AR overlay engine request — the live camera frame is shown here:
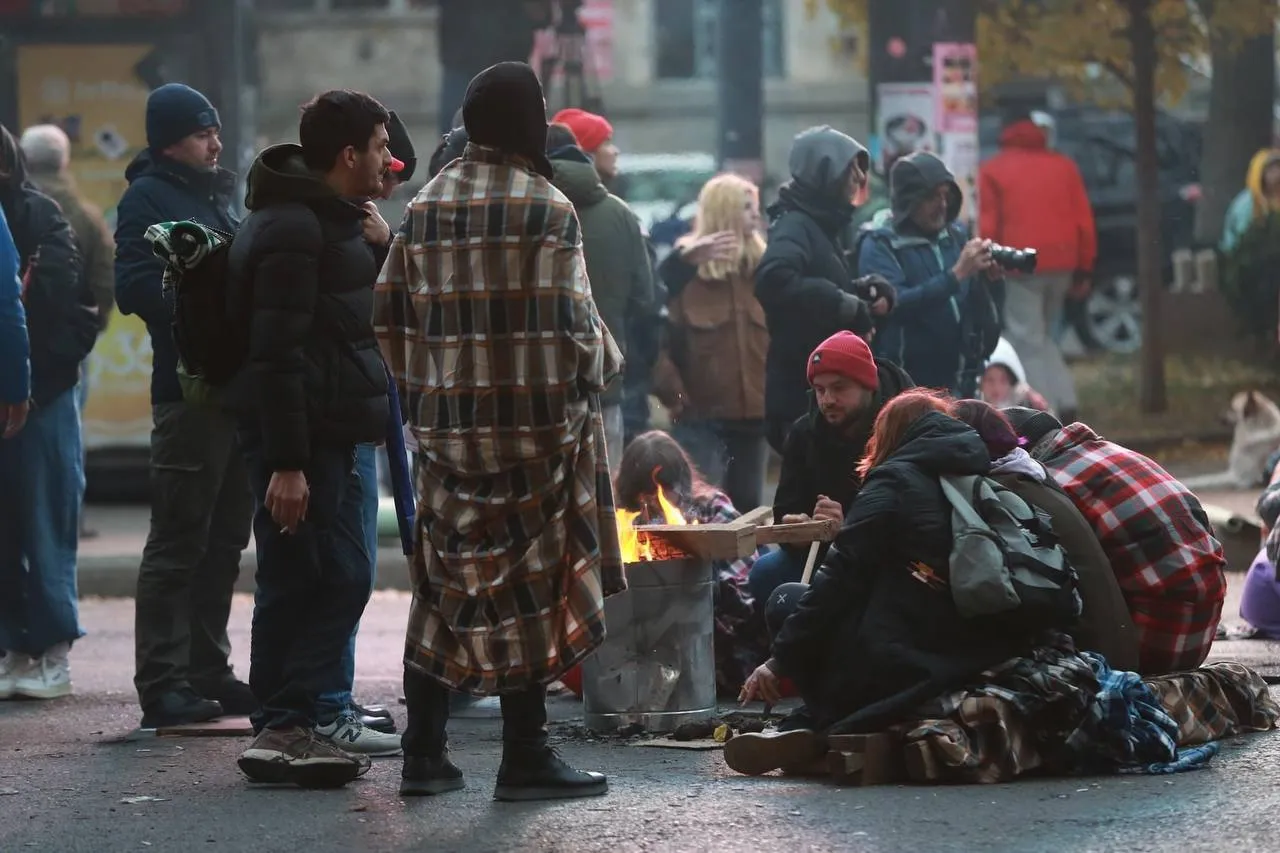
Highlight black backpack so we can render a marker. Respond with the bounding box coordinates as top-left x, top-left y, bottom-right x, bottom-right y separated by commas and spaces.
148, 221, 245, 401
